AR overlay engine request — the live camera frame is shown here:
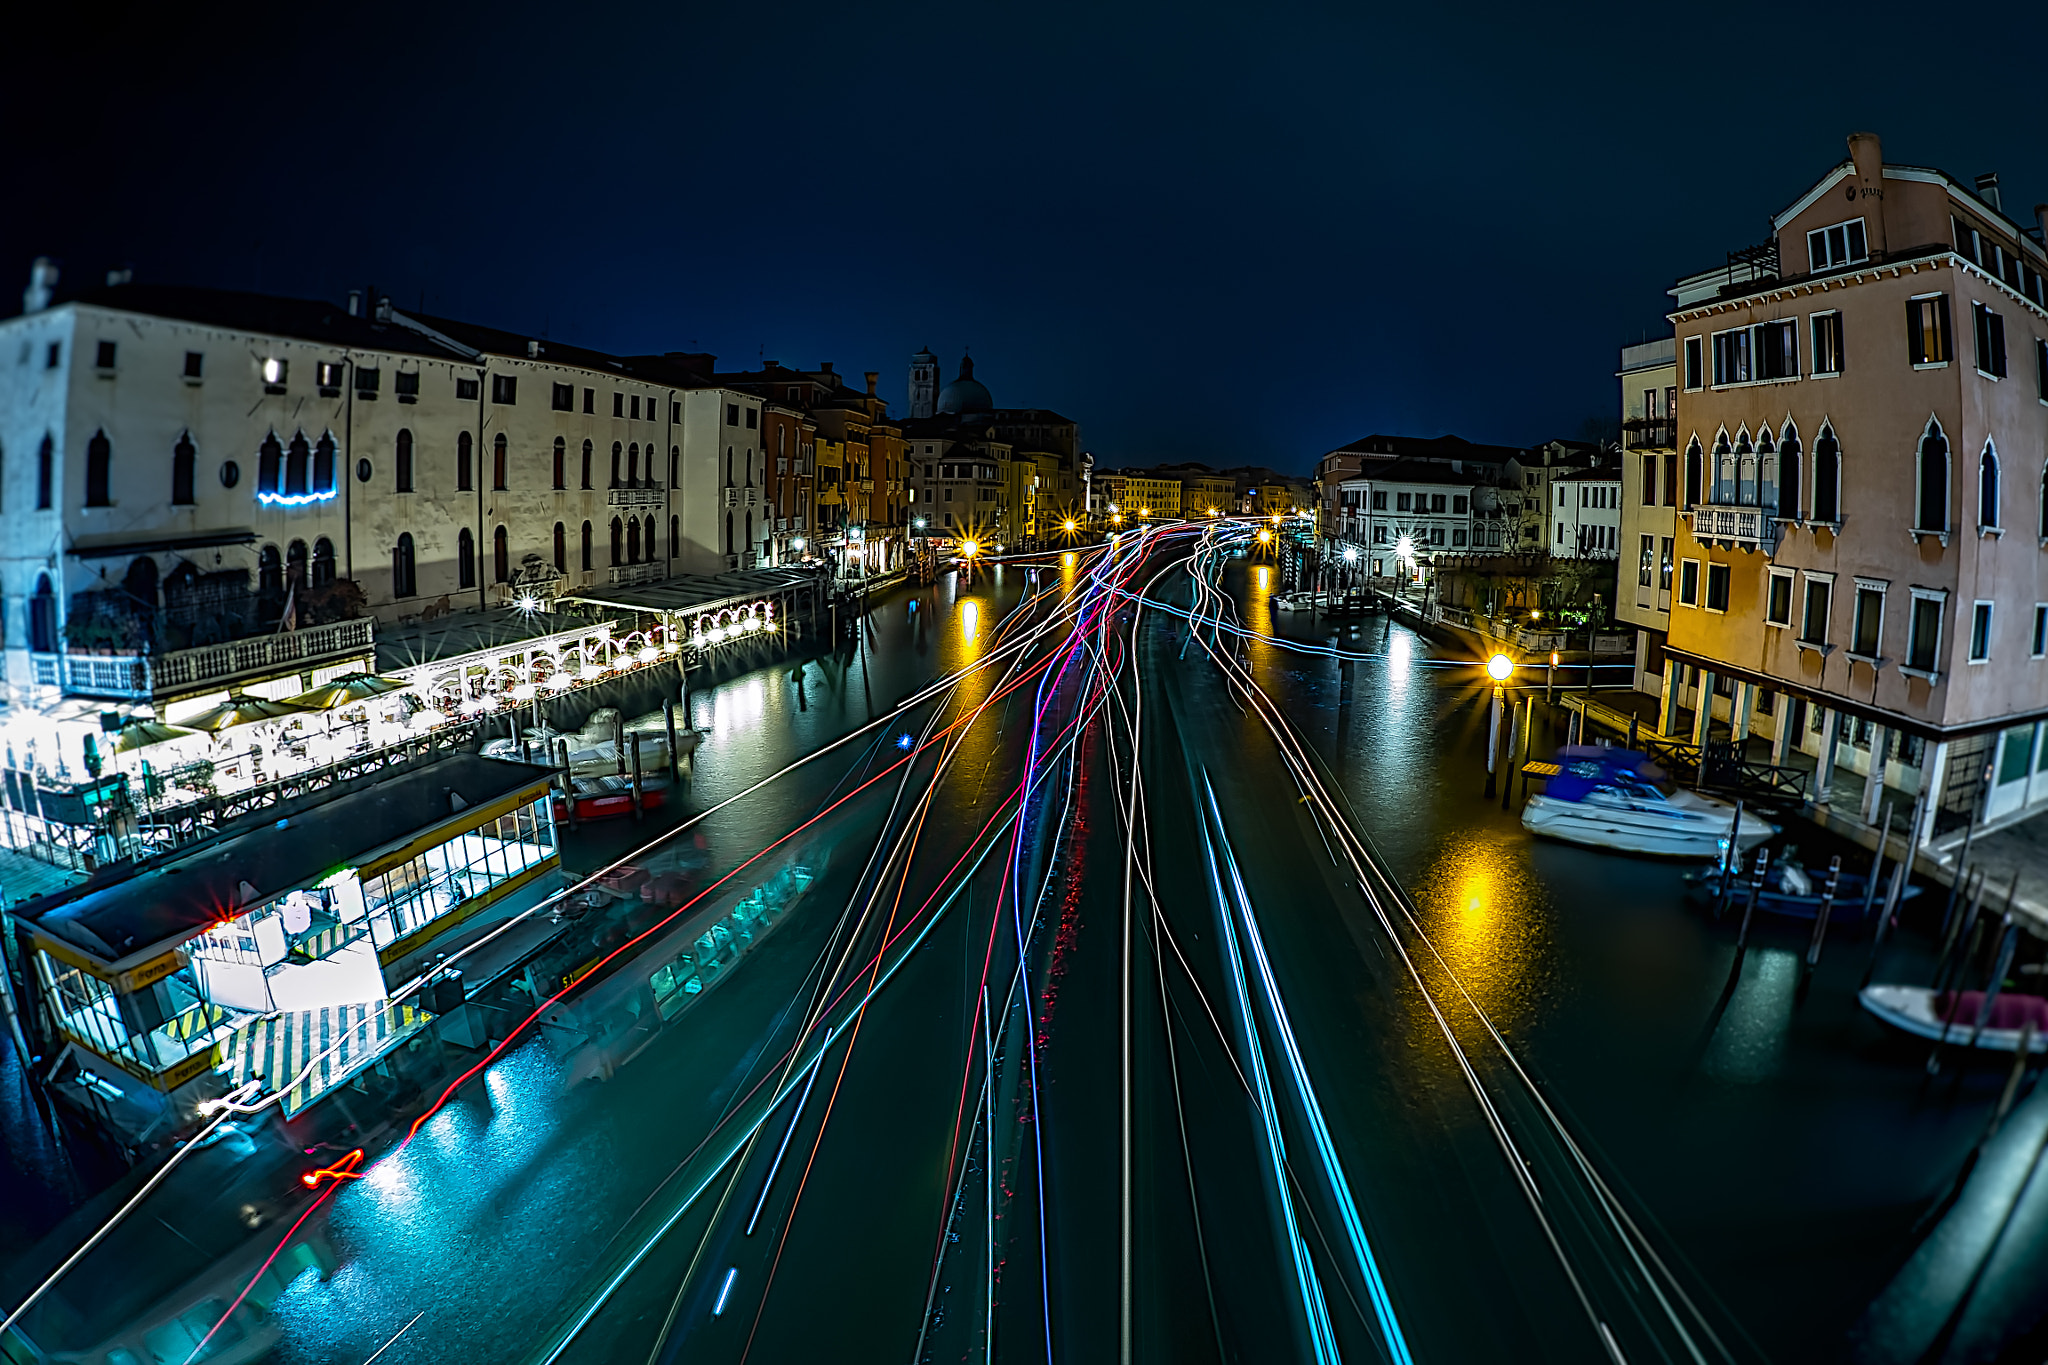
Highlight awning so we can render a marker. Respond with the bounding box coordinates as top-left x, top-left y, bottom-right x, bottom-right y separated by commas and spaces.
69, 529, 259, 560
